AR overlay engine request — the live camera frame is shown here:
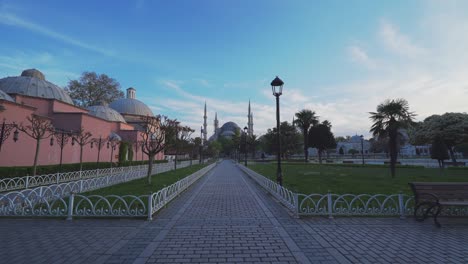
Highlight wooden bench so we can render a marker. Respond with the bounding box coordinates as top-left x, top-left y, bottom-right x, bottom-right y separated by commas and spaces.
409, 182, 468, 227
